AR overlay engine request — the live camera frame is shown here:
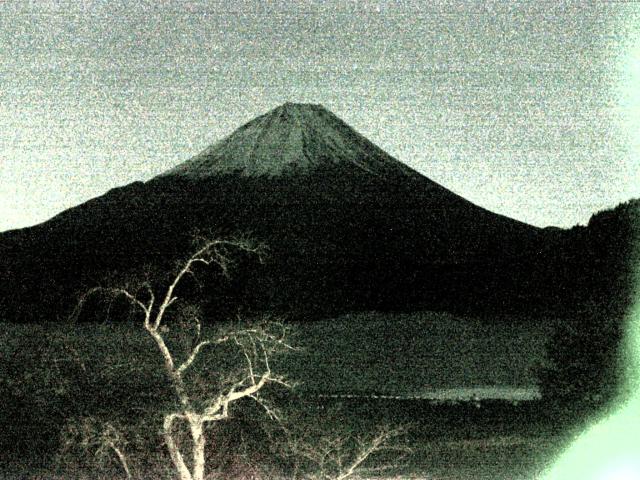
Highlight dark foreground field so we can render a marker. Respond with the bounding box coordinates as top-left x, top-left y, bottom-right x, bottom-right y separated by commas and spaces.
0, 314, 576, 479
0, 401, 577, 480
0, 397, 573, 479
